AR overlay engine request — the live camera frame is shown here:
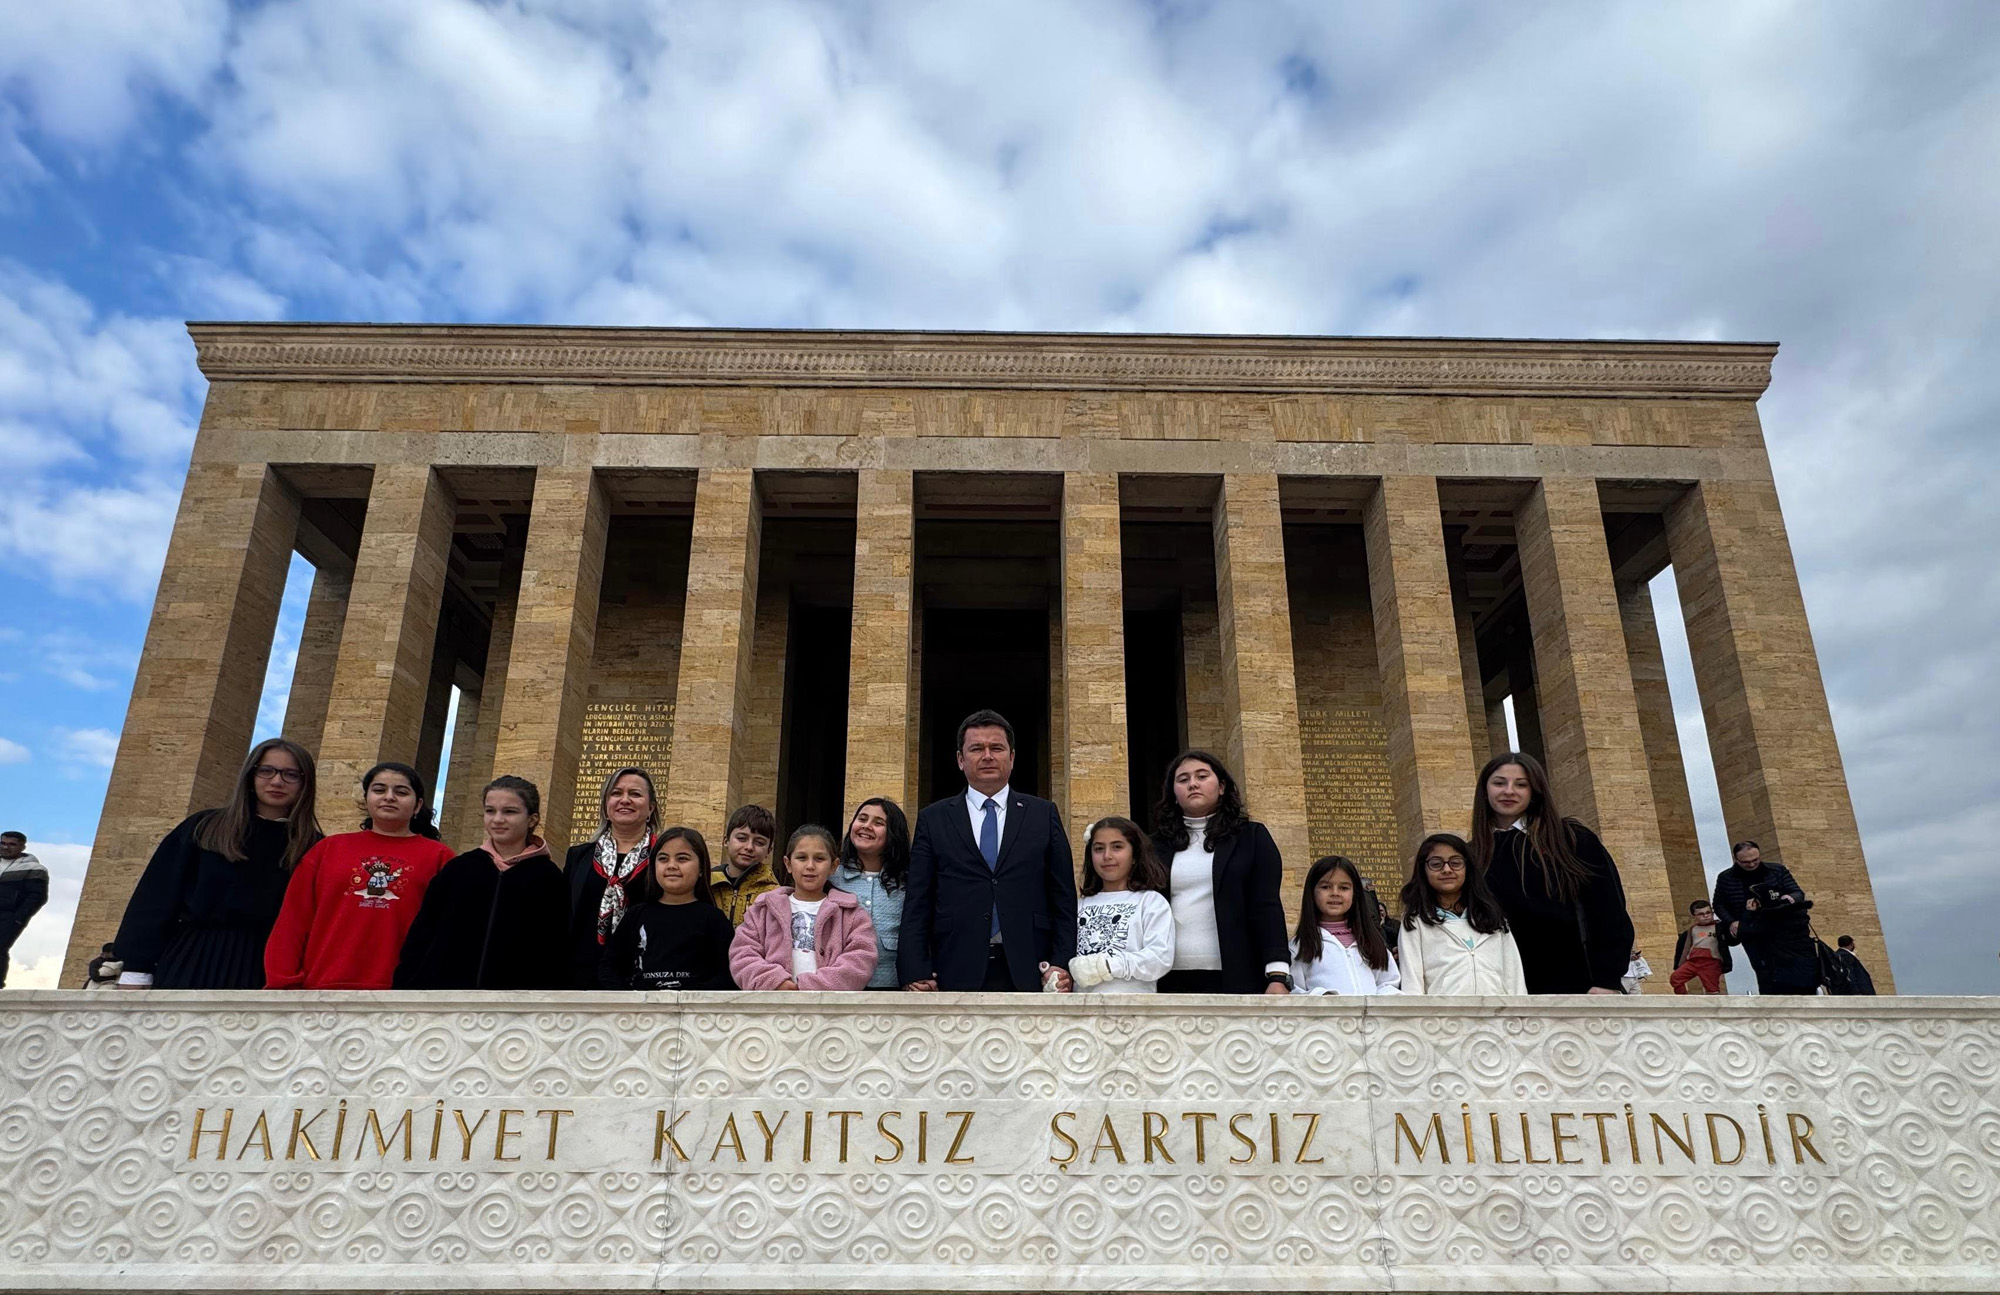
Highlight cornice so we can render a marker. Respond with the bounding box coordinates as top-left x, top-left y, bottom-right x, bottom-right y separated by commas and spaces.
188, 324, 1777, 399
